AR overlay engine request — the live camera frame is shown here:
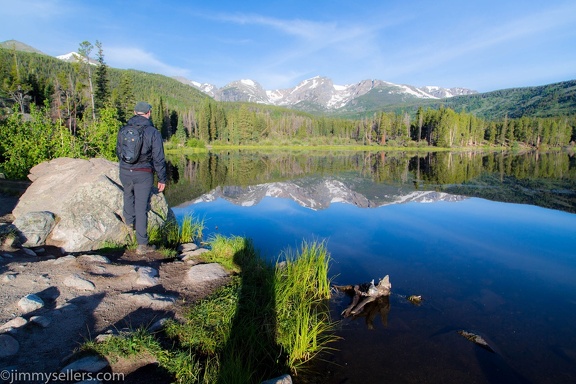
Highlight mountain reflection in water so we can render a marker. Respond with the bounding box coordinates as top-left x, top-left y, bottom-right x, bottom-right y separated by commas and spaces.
168, 150, 576, 384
